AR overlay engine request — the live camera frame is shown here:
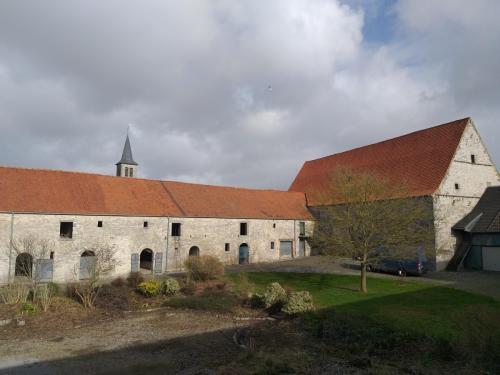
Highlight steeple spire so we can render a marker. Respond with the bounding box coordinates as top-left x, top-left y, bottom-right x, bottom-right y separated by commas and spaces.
116, 134, 138, 166
116, 133, 138, 177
